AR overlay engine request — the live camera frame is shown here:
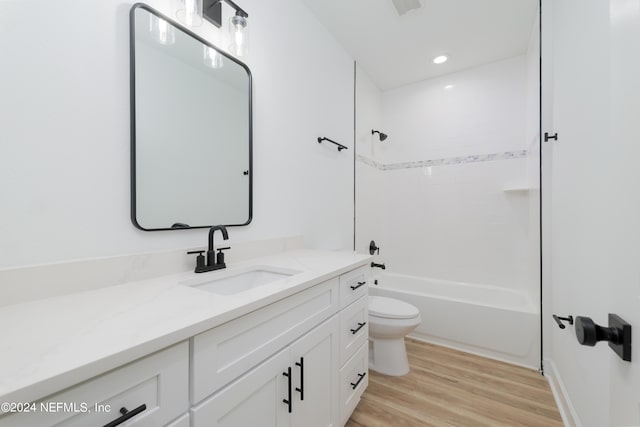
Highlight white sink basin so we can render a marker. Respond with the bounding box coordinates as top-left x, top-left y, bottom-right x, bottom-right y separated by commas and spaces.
182, 265, 301, 295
